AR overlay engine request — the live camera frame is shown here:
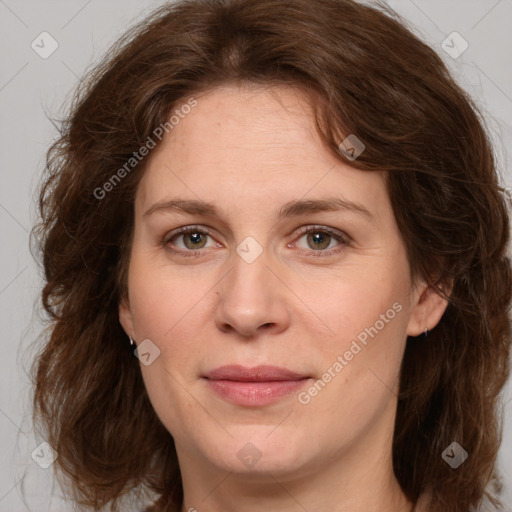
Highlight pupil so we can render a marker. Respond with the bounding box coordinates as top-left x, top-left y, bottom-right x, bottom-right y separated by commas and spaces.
308, 232, 330, 250
184, 232, 206, 249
